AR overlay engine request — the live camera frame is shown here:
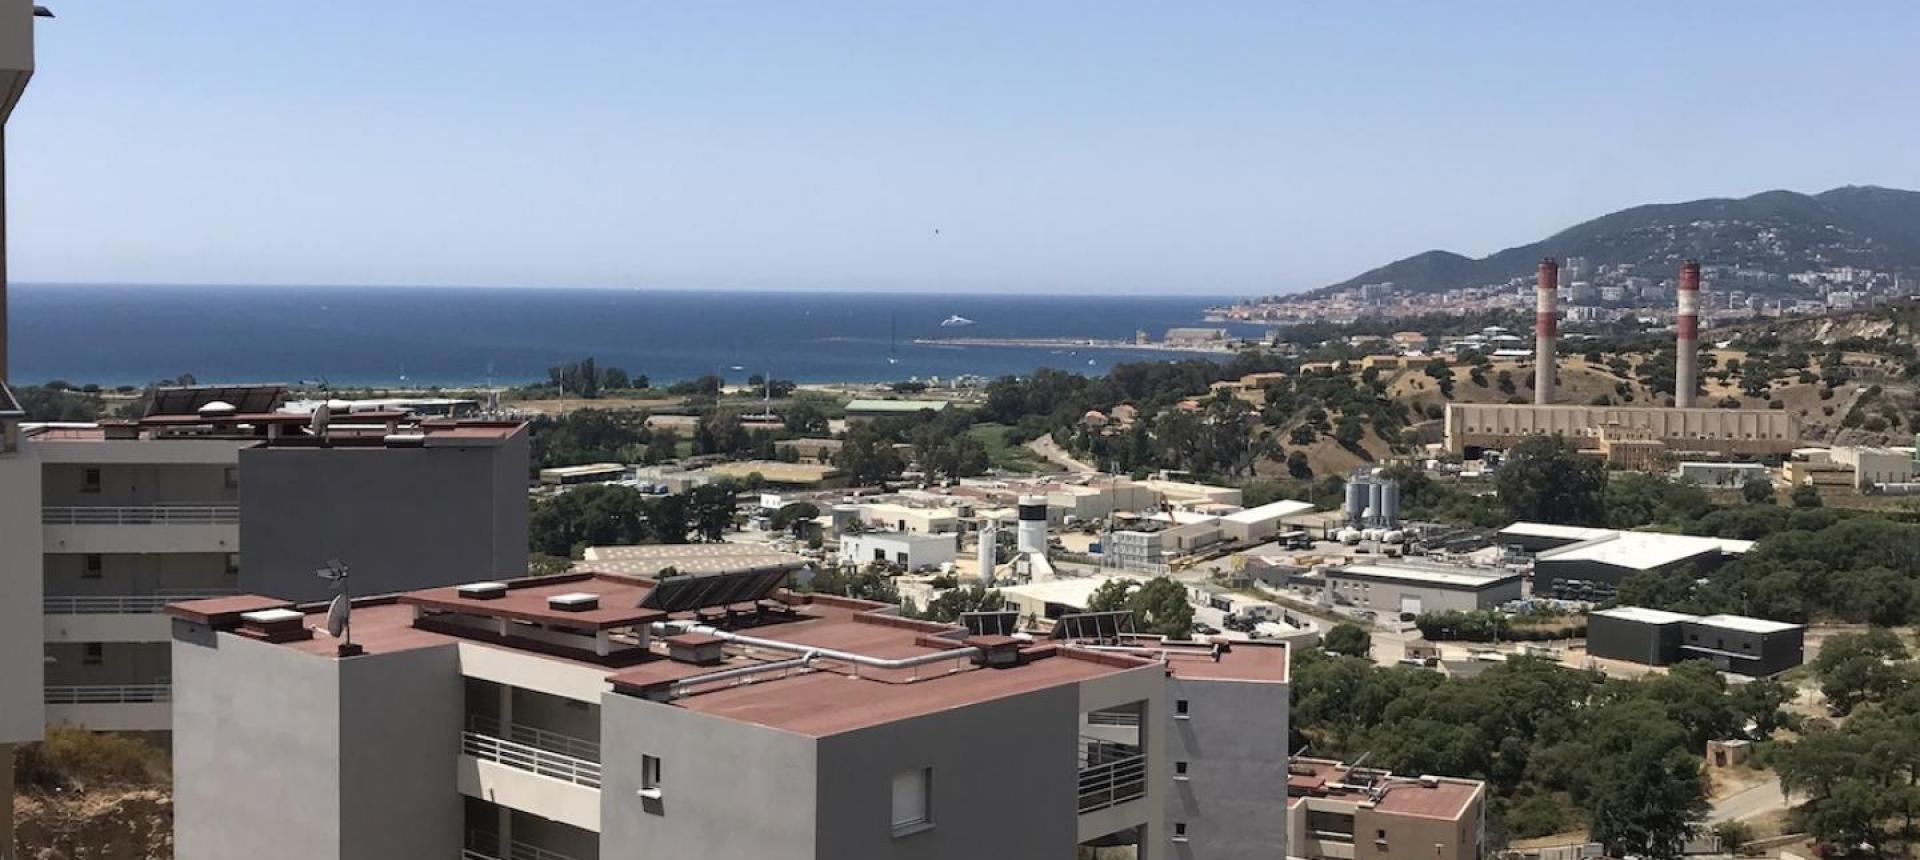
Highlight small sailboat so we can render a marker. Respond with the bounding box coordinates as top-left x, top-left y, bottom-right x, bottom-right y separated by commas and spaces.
940, 314, 975, 327
888, 314, 901, 365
